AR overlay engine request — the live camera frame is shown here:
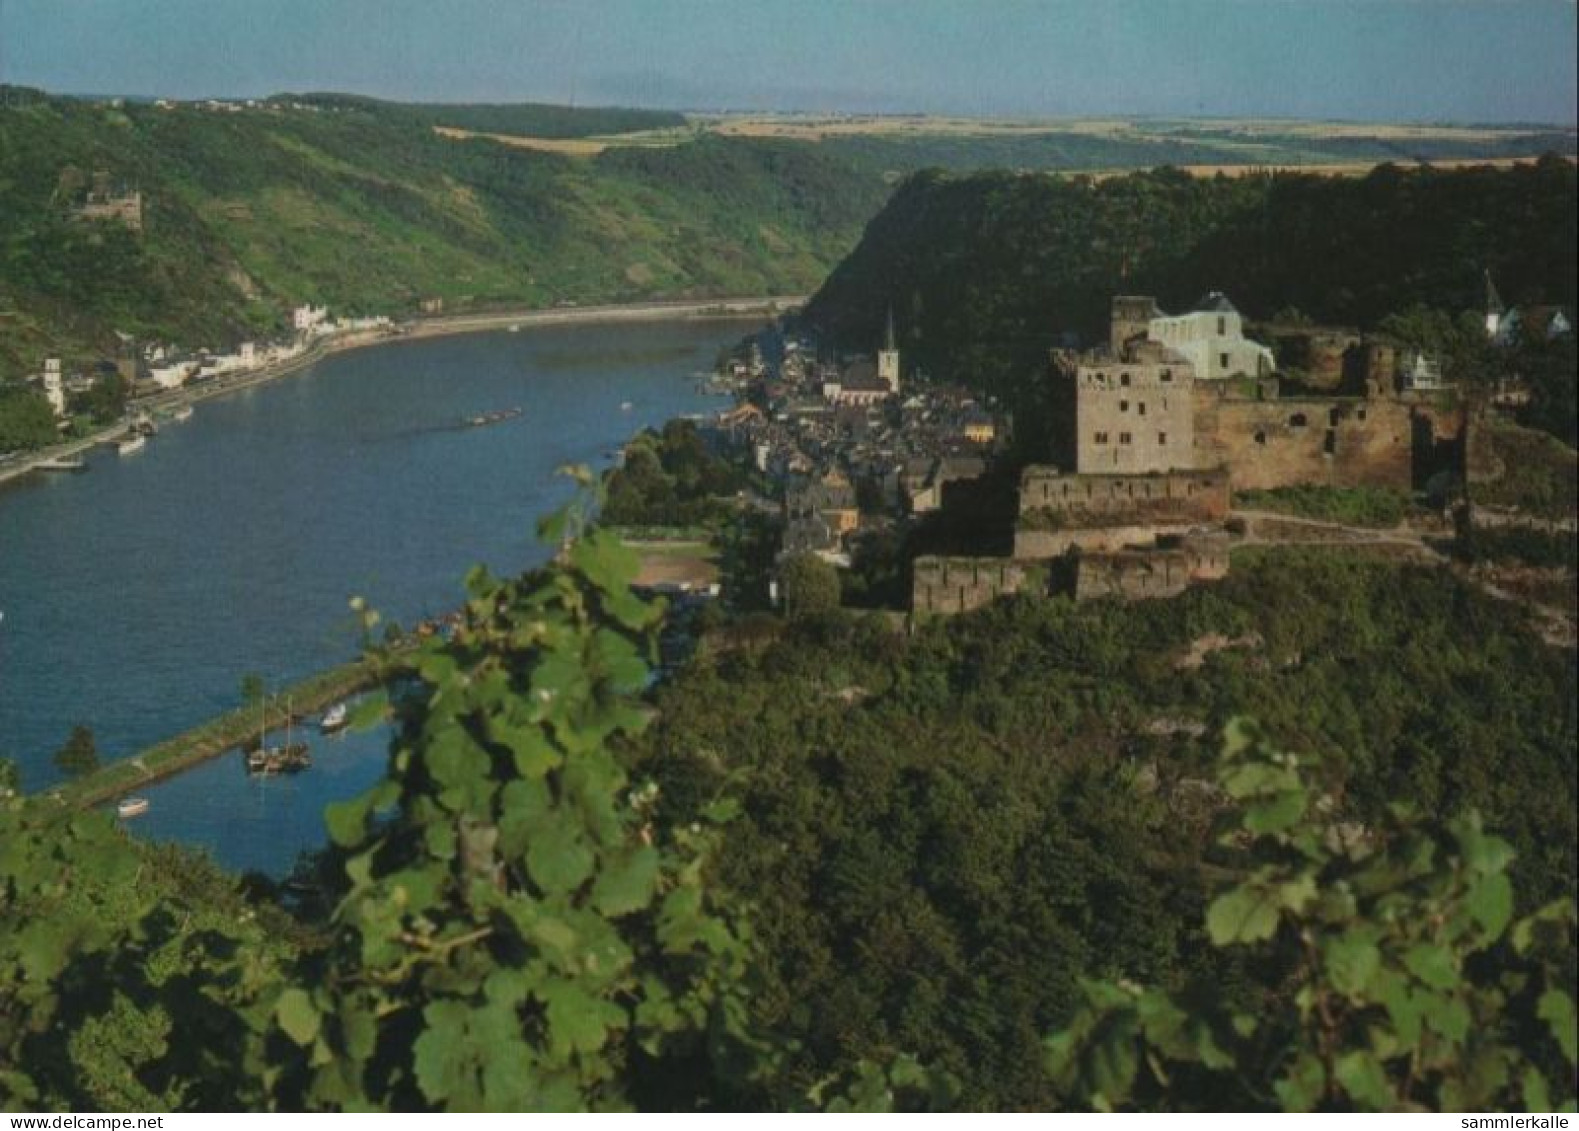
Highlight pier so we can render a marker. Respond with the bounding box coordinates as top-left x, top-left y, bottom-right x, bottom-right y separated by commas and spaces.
47, 658, 381, 811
